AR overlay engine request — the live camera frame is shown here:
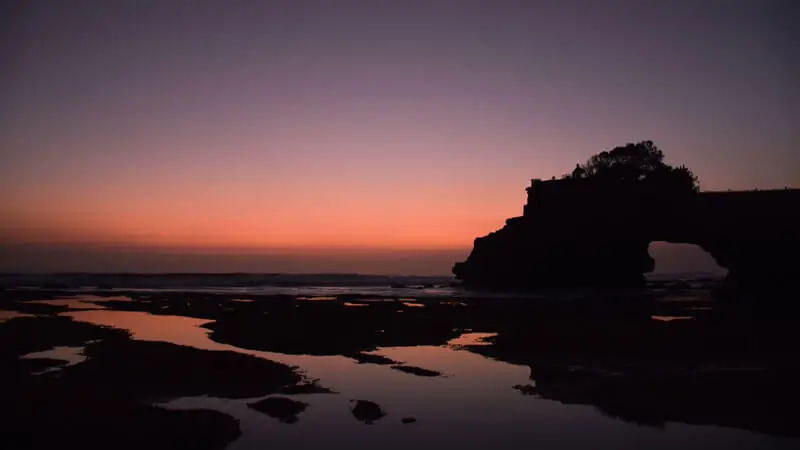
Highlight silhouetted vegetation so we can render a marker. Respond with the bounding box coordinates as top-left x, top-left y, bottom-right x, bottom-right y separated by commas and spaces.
456, 140, 800, 291
564, 140, 700, 193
